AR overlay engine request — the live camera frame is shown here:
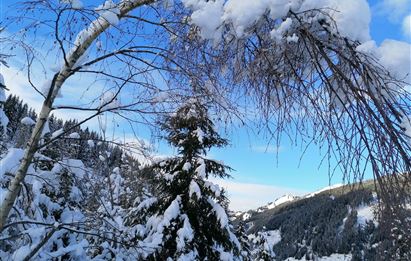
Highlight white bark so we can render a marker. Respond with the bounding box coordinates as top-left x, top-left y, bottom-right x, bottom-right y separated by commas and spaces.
0, 0, 154, 231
